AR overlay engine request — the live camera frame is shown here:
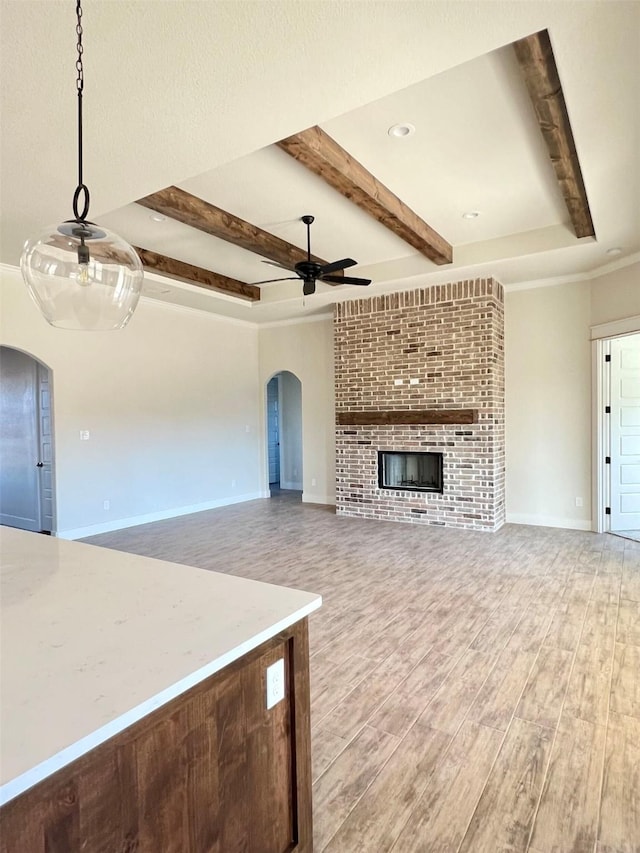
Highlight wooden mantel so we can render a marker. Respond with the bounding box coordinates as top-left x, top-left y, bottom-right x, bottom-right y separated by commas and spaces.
337, 410, 478, 426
